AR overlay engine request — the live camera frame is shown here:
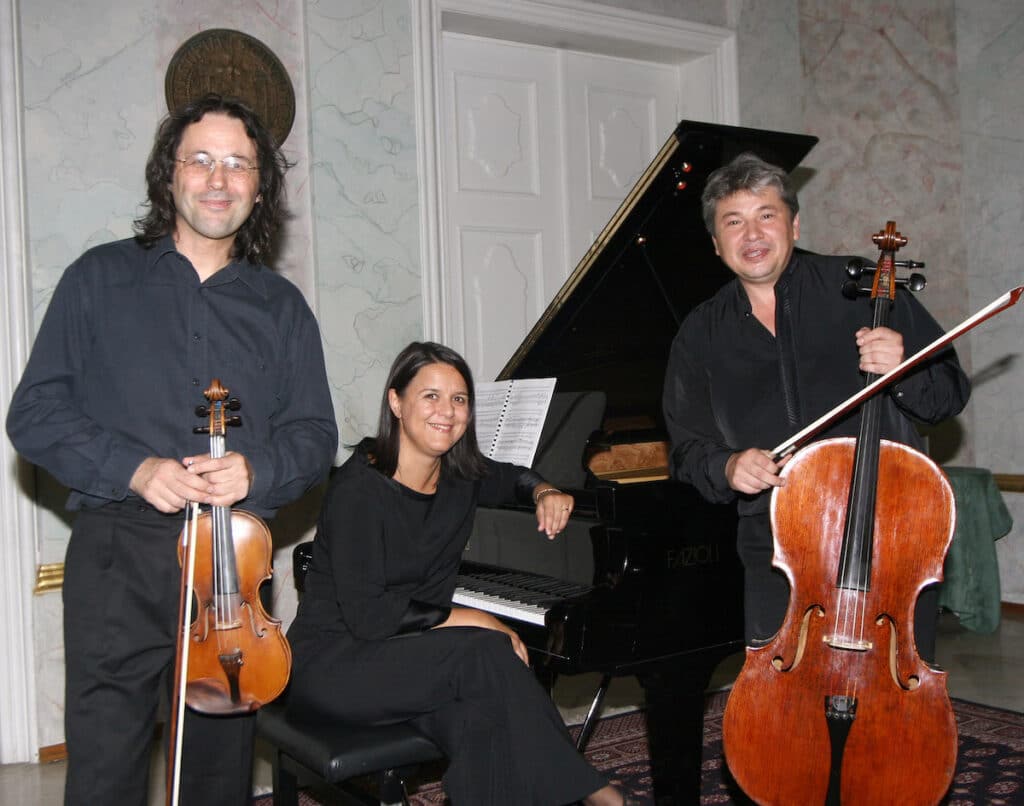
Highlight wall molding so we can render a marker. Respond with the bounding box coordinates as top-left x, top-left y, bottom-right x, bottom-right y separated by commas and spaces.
0, 0, 41, 764
410, 0, 738, 344
993, 473, 1024, 494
